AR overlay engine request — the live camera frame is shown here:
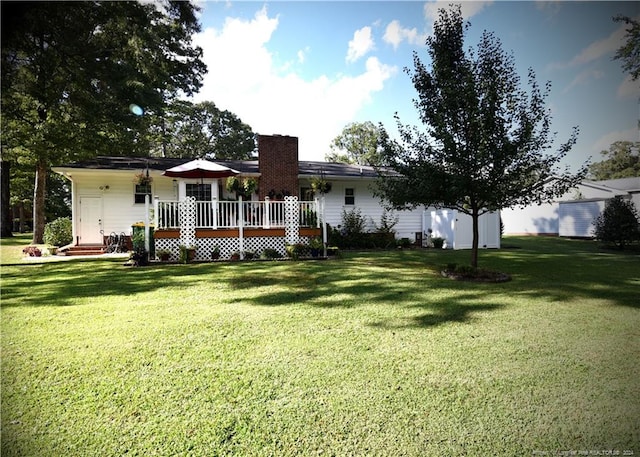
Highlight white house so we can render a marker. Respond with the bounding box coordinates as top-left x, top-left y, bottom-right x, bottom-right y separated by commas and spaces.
501, 177, 640, 237
53, 134, 500, 259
